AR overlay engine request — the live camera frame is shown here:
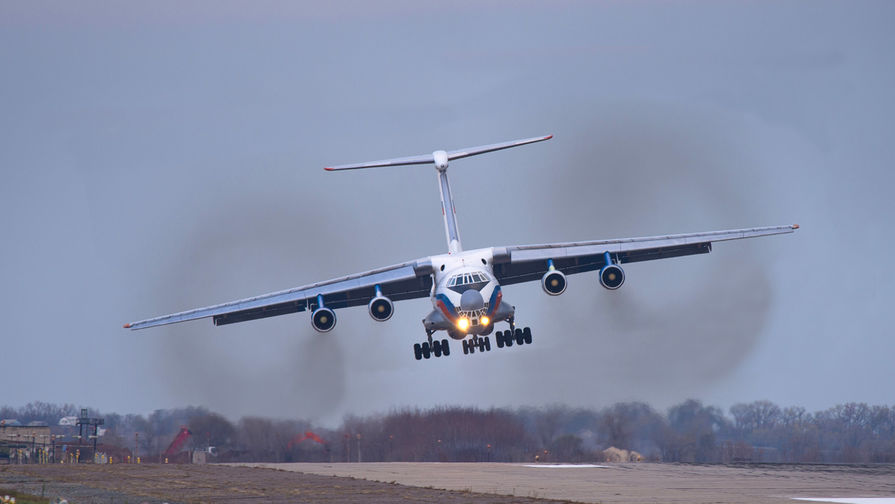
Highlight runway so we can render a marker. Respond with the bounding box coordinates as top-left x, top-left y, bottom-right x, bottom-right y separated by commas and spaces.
241, 462, 895, 504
